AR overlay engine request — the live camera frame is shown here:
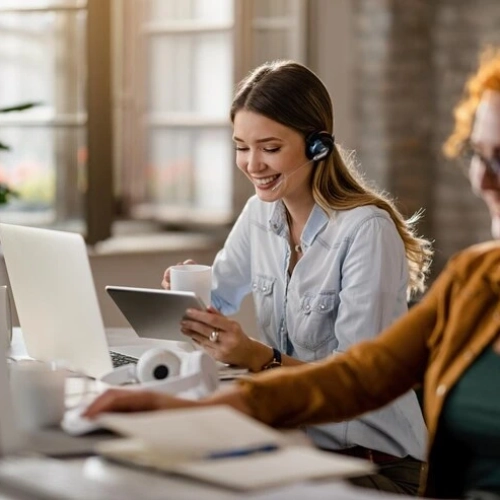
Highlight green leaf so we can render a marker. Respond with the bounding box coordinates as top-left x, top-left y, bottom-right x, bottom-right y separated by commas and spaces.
0, 102, 43, 113
0, 184, 19, 204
